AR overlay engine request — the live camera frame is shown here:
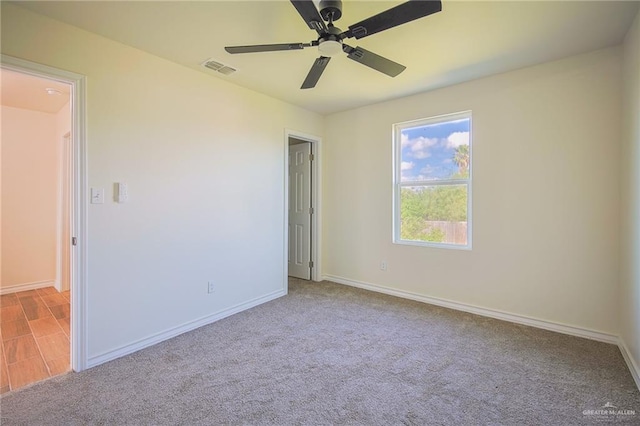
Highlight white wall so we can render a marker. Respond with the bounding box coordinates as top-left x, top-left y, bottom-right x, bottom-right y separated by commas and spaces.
1, 106, 58, 289
323, 47, 622, 335
620, 10, 640, 385
1, 3, 324, 362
